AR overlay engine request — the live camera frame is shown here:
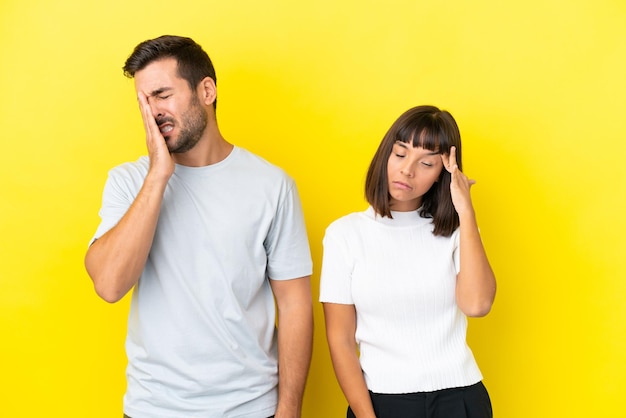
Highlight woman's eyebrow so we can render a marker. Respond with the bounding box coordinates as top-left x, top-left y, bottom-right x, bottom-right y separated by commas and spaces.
394, 141, 440, 155
394, 141, 409, 149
